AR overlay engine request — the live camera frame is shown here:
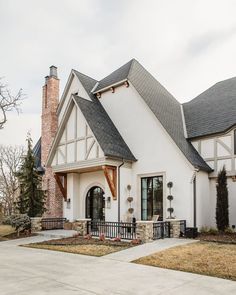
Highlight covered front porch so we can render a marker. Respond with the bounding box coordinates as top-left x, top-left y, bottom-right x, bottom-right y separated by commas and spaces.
52, 159, 123, 223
